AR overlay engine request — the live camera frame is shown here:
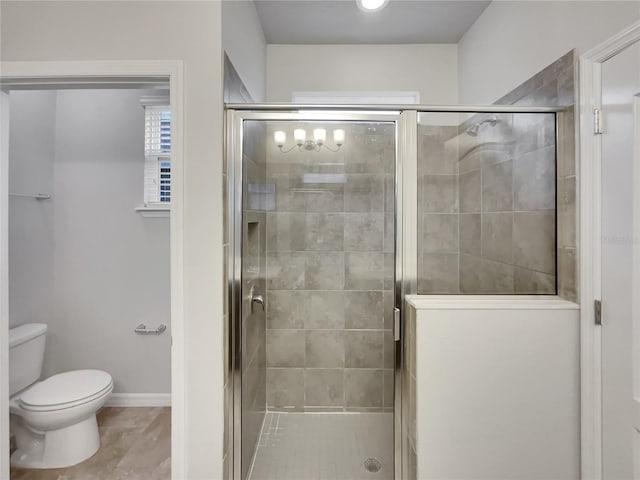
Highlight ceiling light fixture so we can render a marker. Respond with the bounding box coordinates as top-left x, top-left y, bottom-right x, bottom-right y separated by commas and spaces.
274, 128, 345, 153
357, 0, 389, 13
